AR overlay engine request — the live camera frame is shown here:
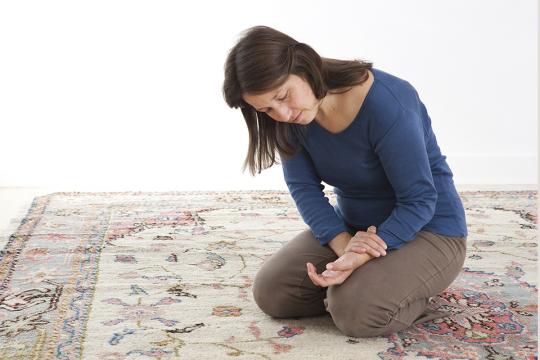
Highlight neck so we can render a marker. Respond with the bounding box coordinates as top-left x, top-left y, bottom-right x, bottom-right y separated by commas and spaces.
316, 92, 341, 124
315, 70, 373, 127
